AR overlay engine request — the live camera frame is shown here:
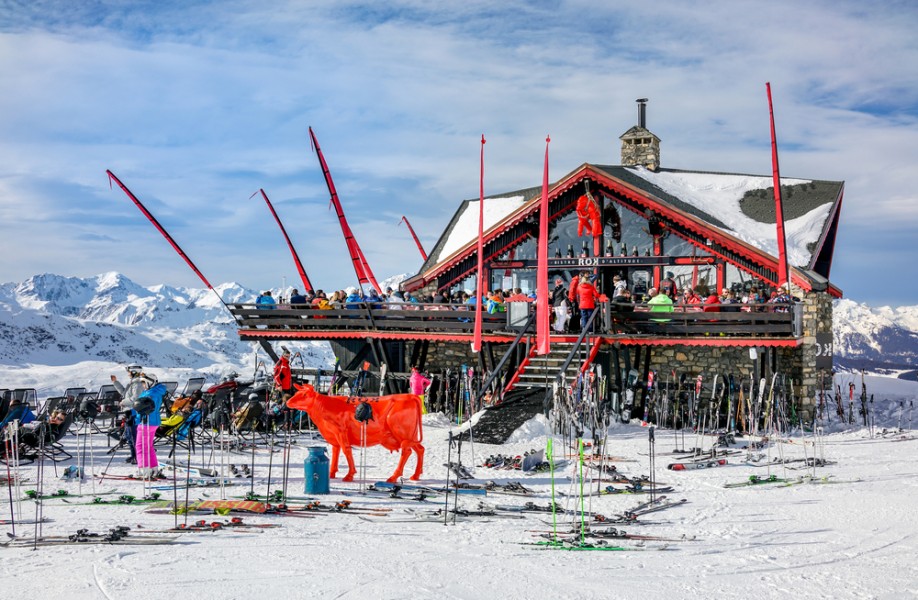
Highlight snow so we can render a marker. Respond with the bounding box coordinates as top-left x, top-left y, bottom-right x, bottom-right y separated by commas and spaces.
2, 374, 916, 599
436, 195, 528, 264
628, 167, 831, 267
0, 272, 336, 394
429, 167, 835, 273
2, 271, 918, 597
